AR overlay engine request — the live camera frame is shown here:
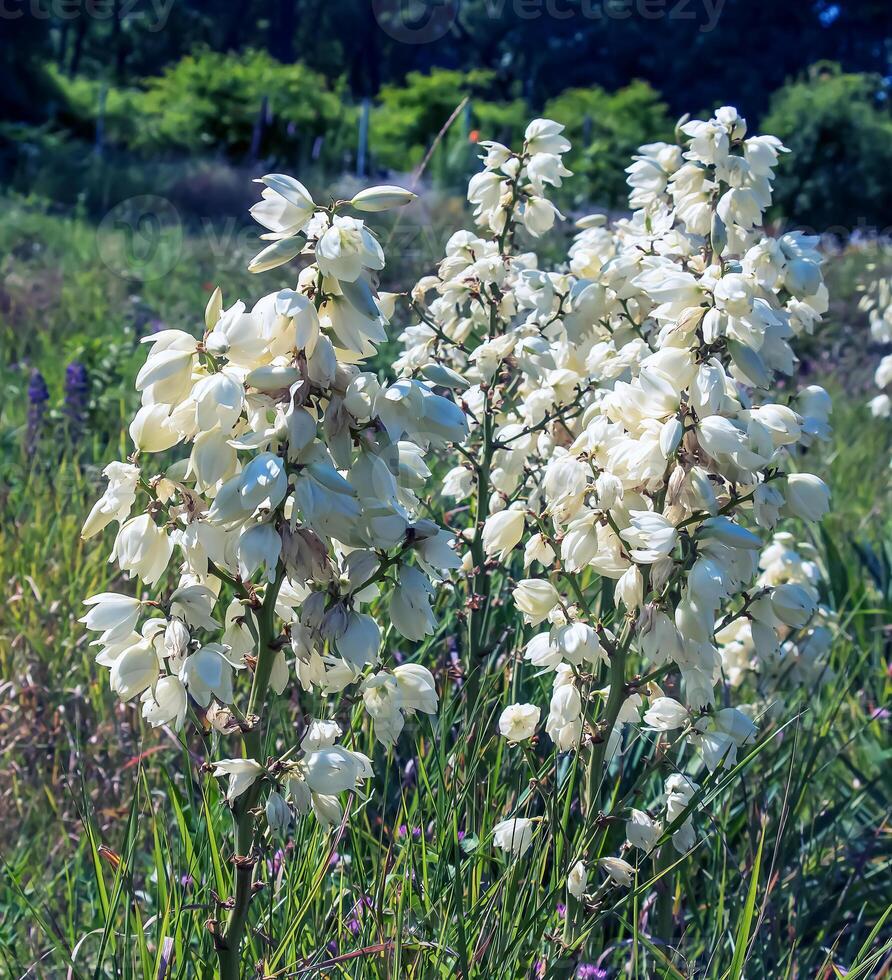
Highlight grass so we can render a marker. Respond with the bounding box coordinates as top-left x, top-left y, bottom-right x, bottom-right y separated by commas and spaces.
0, 193, 890, 978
